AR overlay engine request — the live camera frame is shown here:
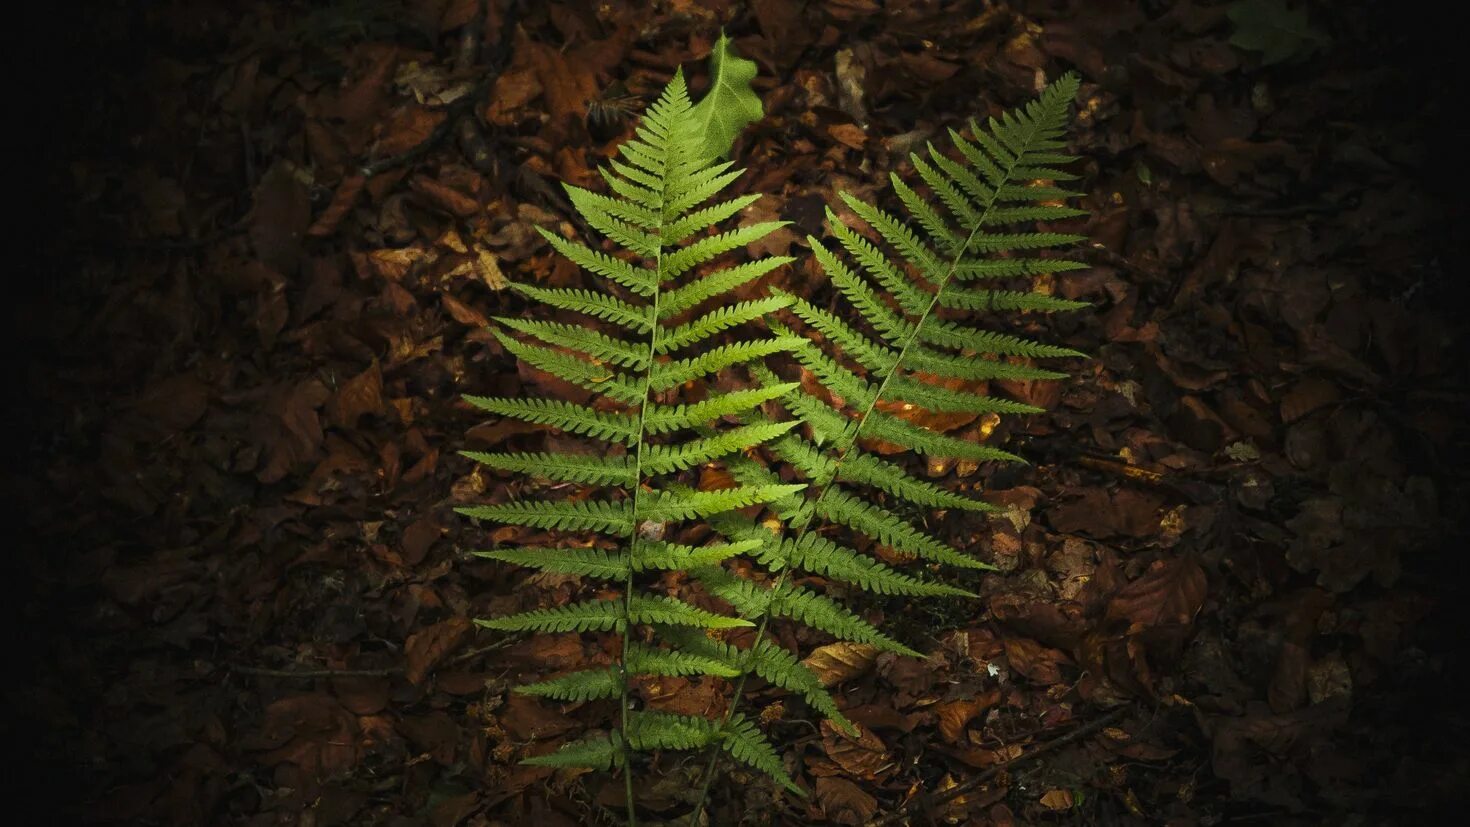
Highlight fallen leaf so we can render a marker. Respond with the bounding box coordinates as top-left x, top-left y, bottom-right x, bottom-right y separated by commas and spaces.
328, 361, 385, 430
802, 642, 877, 687
404, 616, 473, 685
815, 777, 878, 825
